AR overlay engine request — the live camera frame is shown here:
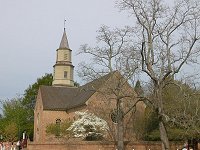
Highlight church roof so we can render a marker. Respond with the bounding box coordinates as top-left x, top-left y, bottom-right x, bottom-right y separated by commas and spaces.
40, 71, 118, 111
40, 86, 94, 110
59, 29, 70, 49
